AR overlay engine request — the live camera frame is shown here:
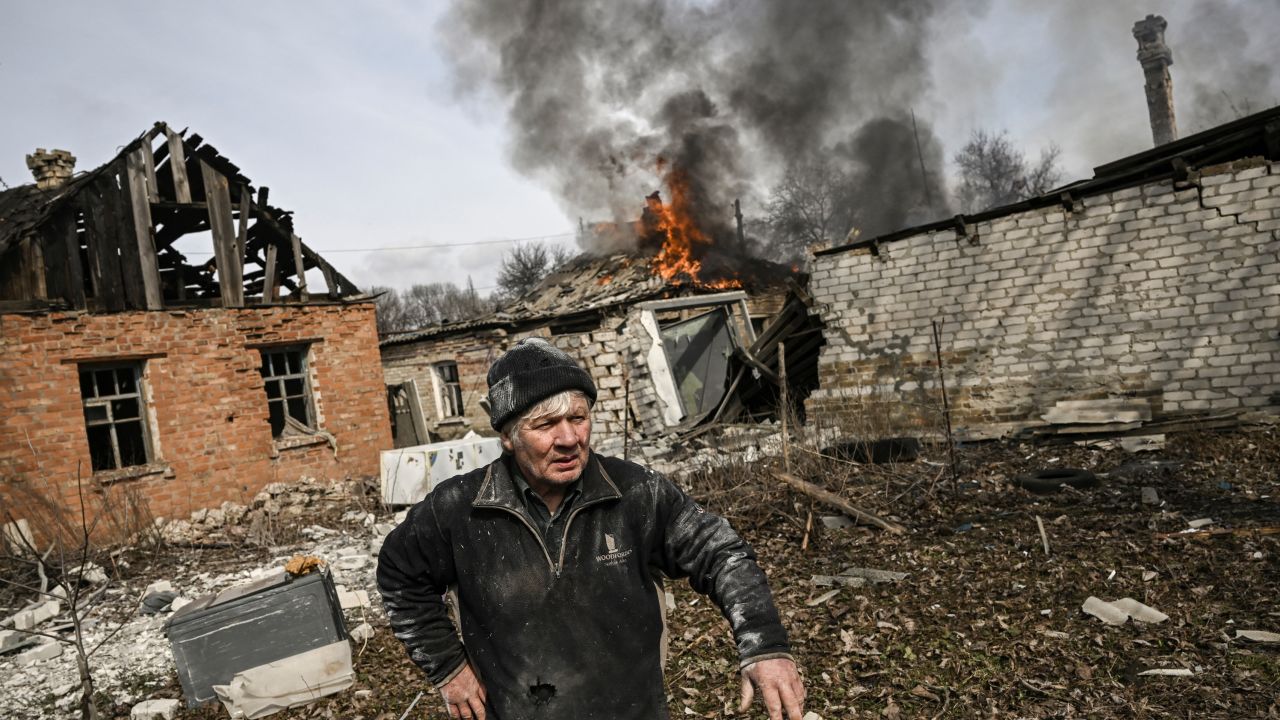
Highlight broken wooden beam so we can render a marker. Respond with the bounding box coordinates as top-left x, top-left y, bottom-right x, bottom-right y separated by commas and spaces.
773, 472, 906, 534
126, 148, 164, 309
200, 161, 245, 307
164, 127, 192, 203
1155, 526, 1280, 540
